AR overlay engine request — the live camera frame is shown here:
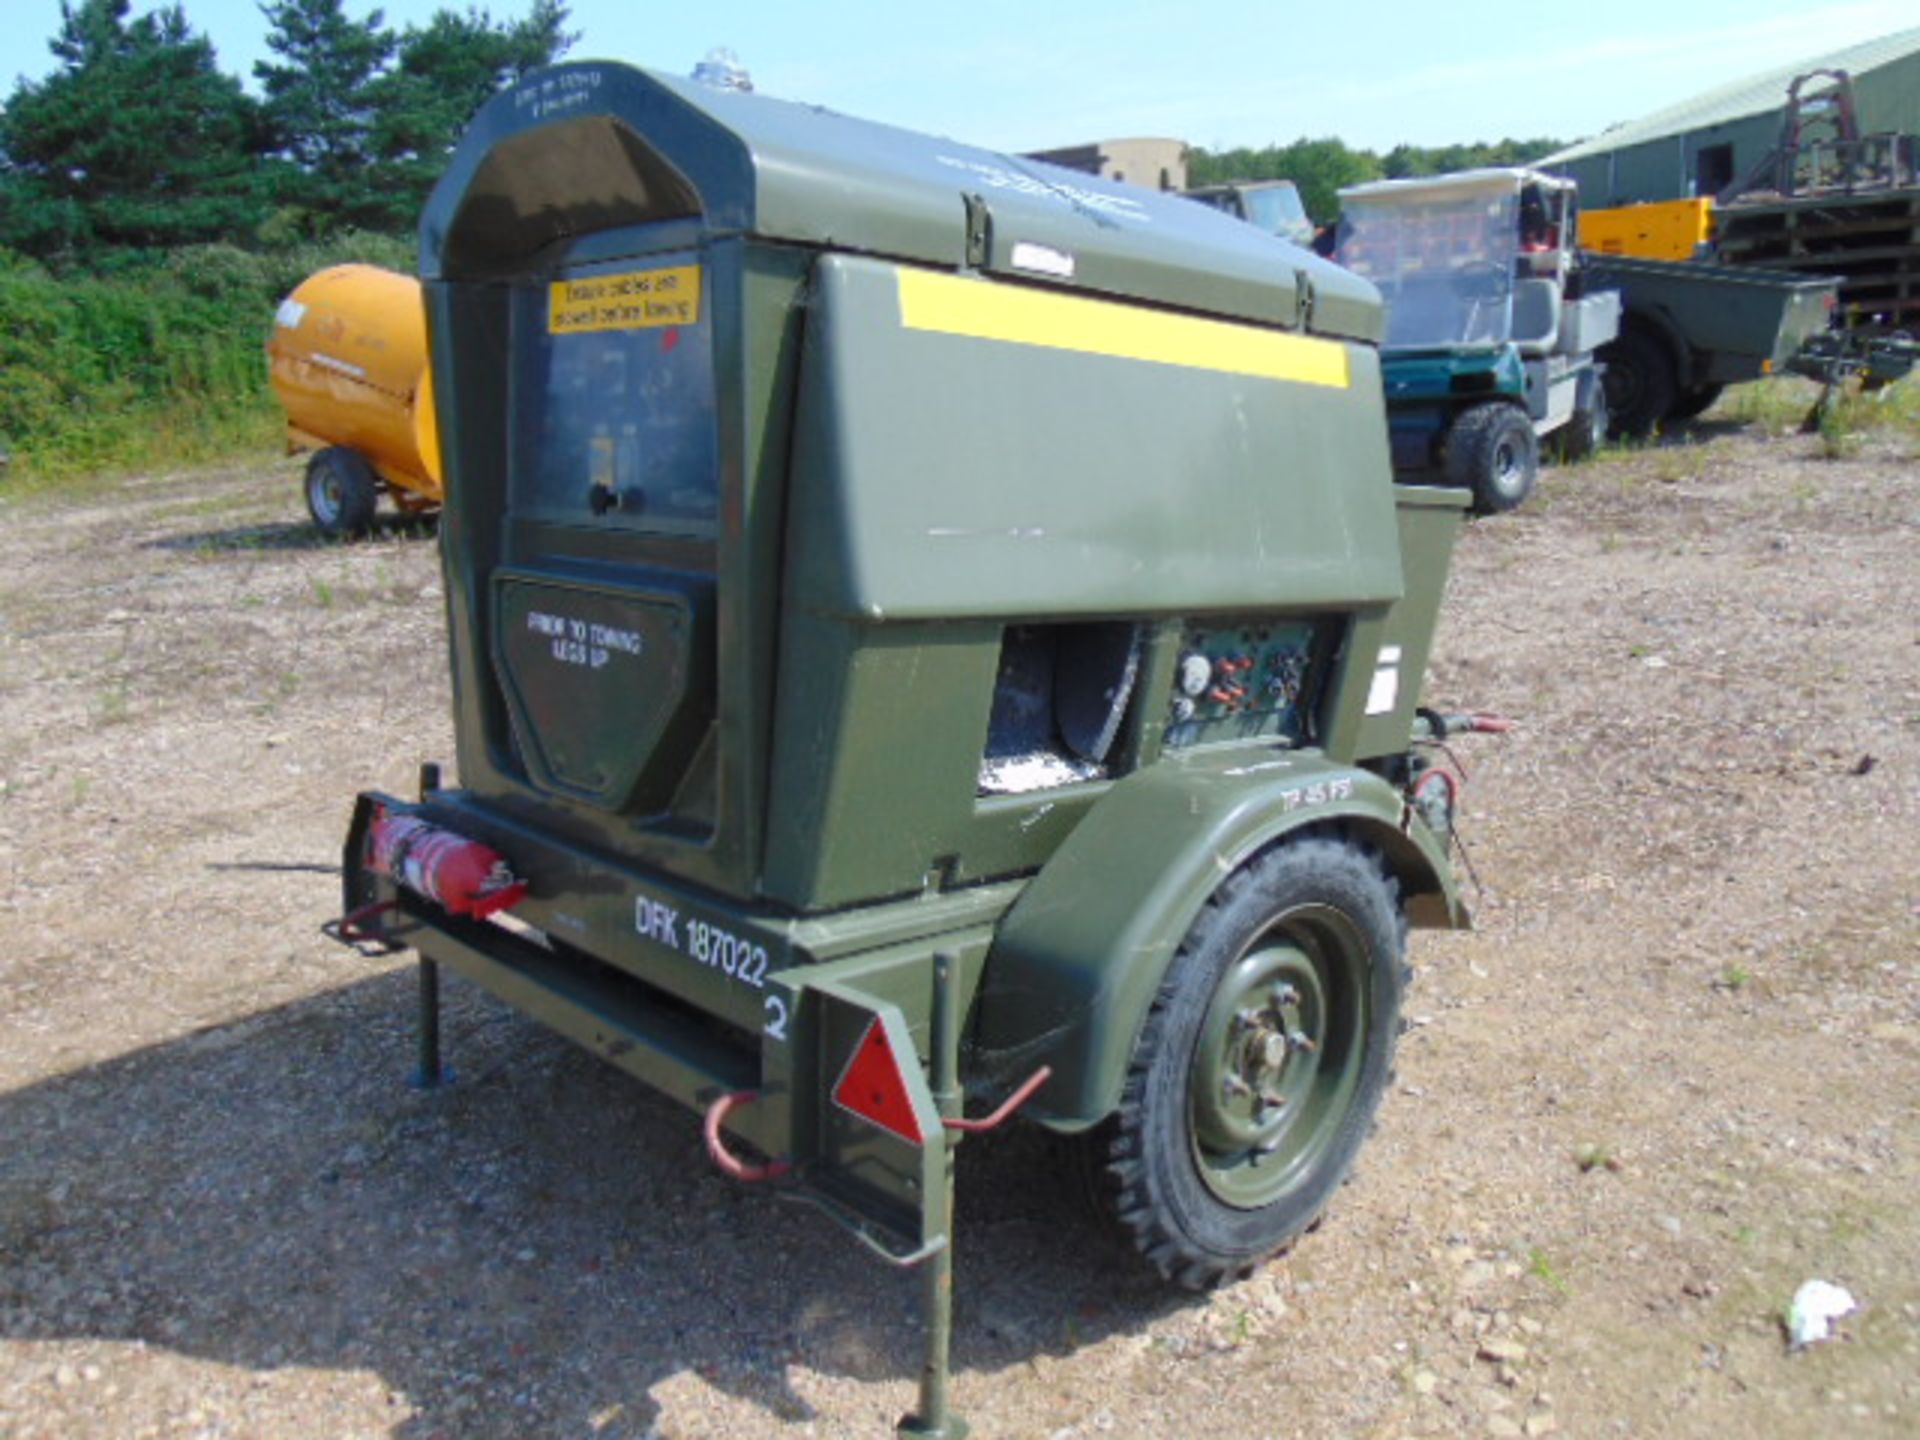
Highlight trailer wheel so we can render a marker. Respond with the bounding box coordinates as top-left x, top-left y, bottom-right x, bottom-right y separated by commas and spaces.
1095, 838, 1405, 1290
1444, 402, 1537, 514
306, 447, 379, 538
1599, 328, 1677, 438
1667, 383, 1723, 422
